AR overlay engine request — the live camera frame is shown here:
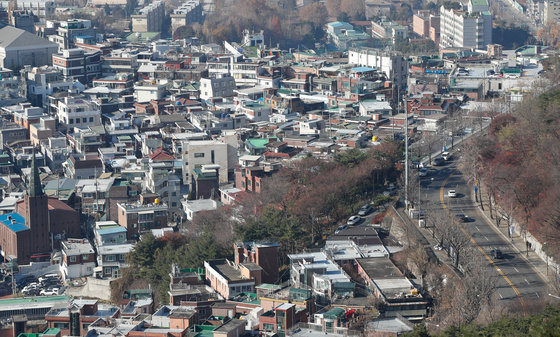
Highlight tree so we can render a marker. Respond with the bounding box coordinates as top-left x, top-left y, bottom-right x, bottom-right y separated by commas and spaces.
340, 0, 365, 20
299, 2, 329, 27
